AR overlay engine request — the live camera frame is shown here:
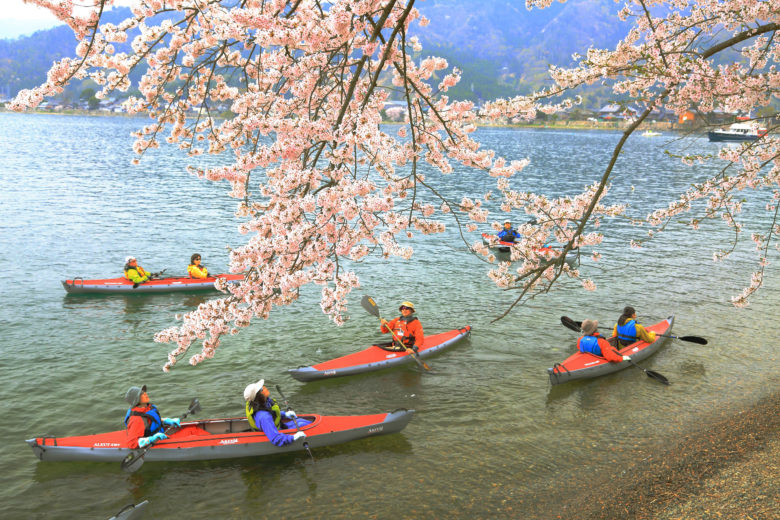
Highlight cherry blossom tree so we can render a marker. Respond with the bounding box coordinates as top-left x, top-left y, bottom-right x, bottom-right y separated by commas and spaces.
12, 0, 779, 369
